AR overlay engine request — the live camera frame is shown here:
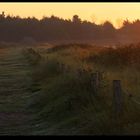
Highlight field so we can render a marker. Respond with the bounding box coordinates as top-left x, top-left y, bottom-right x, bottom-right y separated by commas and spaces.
1, 43, 140, 135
